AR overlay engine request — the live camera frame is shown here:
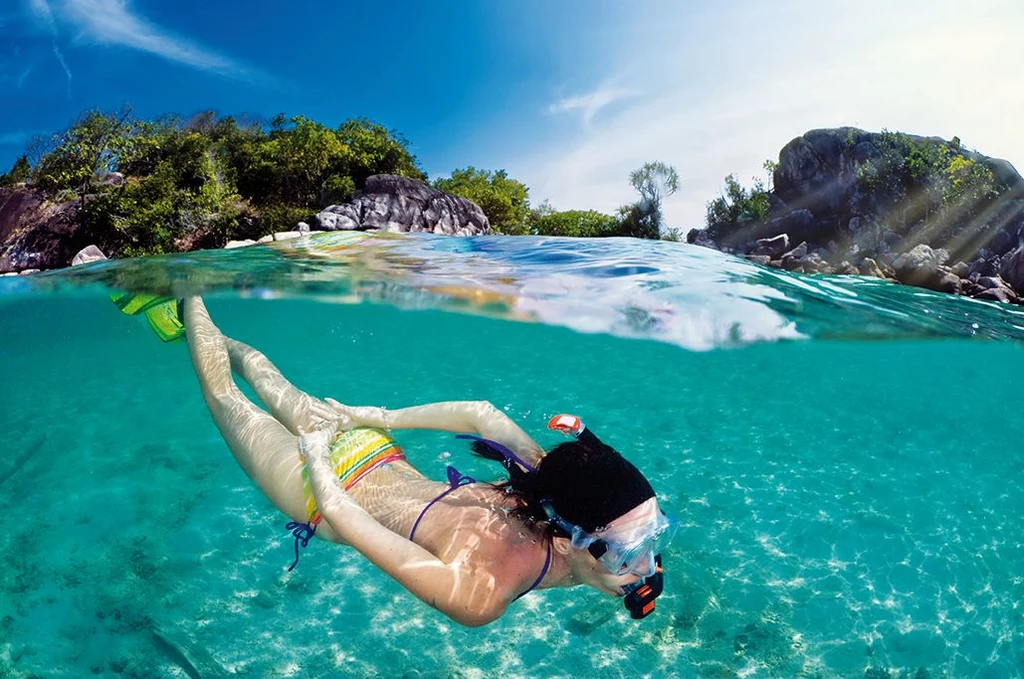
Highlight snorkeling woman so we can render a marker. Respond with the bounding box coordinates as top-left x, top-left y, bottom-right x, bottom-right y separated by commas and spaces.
182, 296, 674, 627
